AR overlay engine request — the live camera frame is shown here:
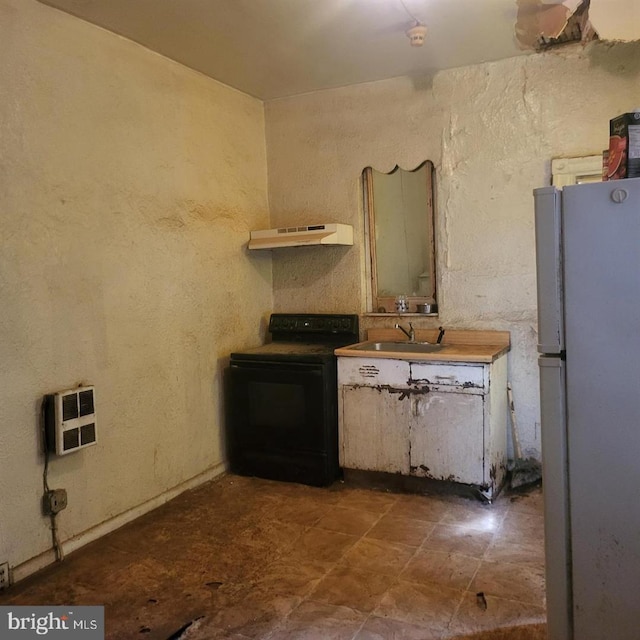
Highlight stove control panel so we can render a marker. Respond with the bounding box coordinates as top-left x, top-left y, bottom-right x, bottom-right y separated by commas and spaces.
269, 314, 359, 338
